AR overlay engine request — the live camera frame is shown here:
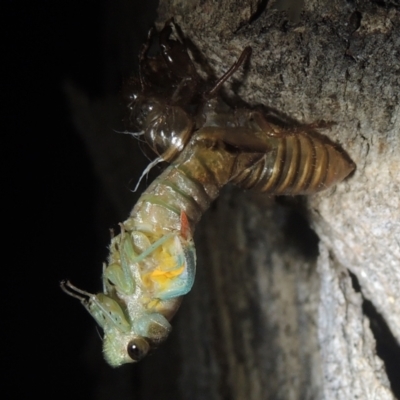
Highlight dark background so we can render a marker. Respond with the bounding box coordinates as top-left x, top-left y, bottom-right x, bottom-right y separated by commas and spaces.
5, 1, 165, 399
